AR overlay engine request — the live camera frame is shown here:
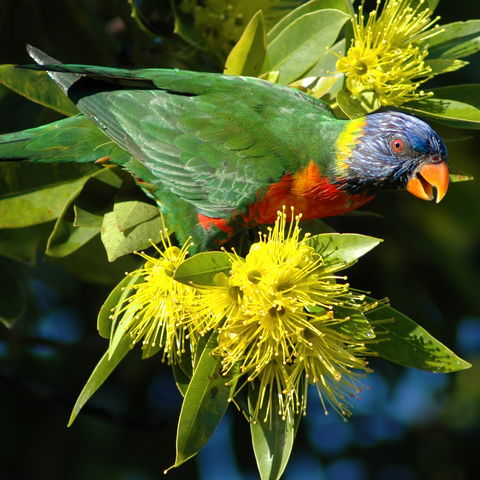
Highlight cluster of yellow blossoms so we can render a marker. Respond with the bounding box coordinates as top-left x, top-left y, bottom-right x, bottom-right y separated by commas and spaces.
336, 0, 442, 107
110, 210, 373, 422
